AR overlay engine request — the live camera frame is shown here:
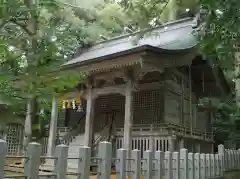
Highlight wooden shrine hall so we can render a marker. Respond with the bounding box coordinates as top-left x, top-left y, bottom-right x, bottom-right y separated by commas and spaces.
44, 18, 230, 168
